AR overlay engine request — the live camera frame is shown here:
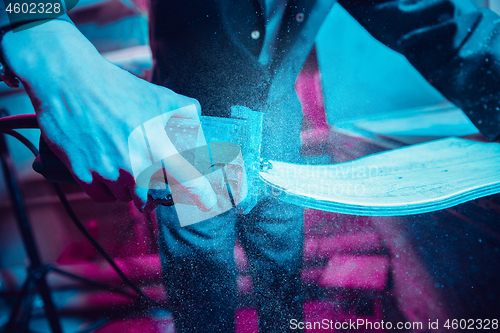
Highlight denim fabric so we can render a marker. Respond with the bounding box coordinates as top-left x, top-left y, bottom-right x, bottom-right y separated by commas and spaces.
156, 197, 303, 333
